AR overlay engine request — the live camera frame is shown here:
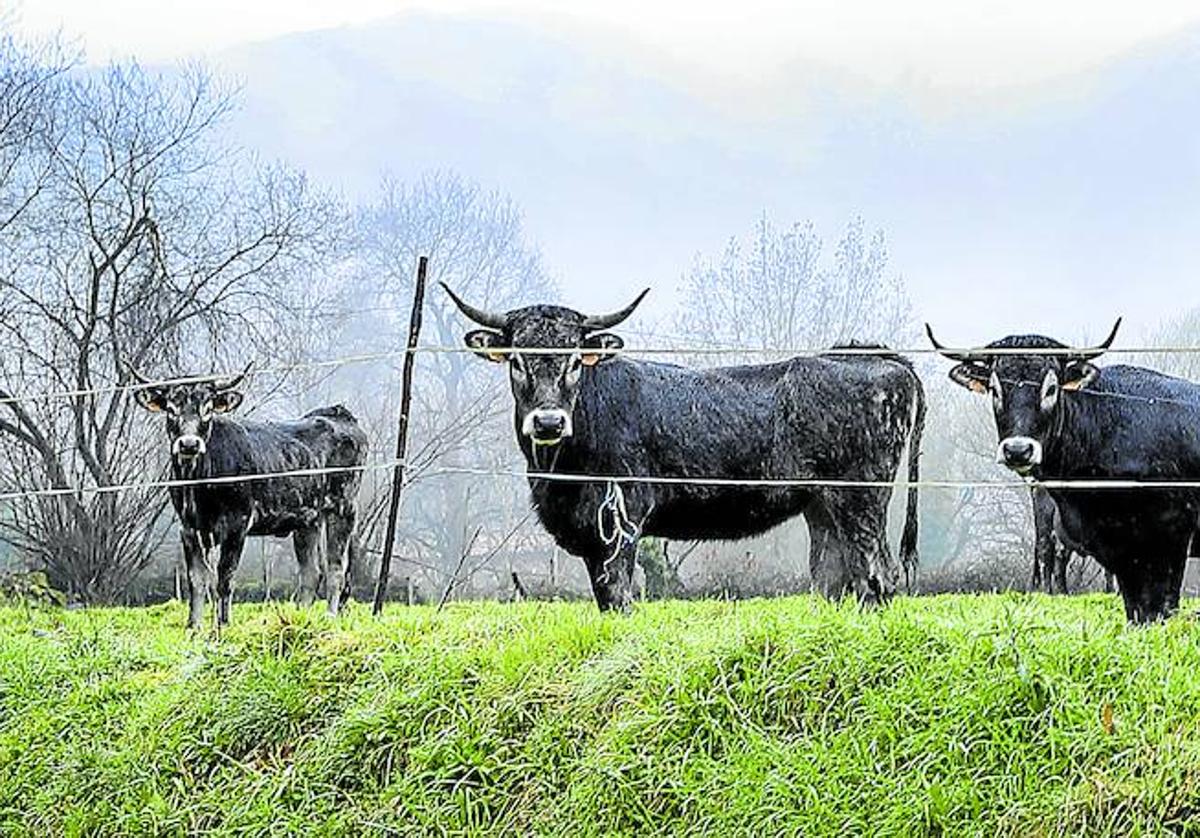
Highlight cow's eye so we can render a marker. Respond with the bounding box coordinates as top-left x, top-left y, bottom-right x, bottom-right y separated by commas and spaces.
509, 355, 527, 380
1040, 371, 1060, 412
564, 355, 583, 382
